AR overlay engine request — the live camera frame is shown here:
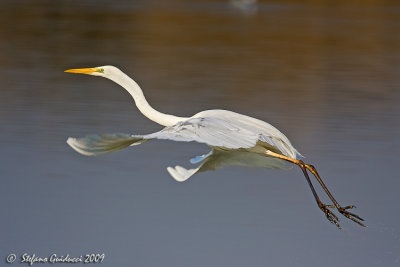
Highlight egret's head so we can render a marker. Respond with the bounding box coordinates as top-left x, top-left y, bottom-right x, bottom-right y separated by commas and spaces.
65, 65, 120, 77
